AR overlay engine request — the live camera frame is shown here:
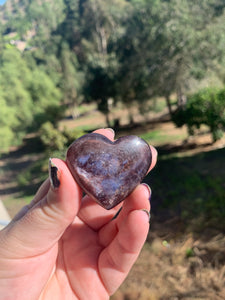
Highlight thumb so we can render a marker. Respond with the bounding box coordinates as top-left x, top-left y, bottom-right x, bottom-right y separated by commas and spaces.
0, 158, 82, 258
